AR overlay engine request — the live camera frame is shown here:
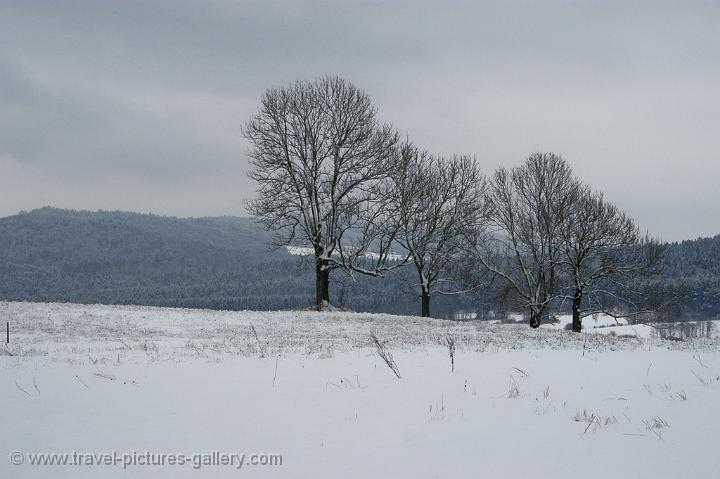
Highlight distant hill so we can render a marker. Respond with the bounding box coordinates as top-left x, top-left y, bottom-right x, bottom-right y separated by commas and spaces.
657, 235, 720, 319
0, 207, 301, 310
0, 207, 475, 316
0, 207, 717, 319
